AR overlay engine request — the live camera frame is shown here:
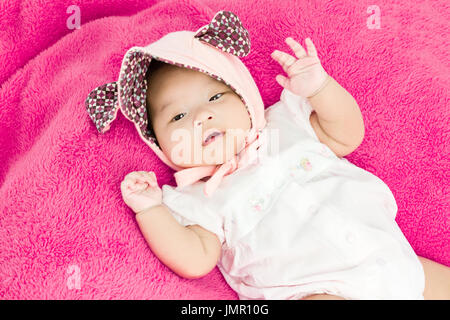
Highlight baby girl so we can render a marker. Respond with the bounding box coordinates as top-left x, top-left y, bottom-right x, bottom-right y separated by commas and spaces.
86, 11, 449, 299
